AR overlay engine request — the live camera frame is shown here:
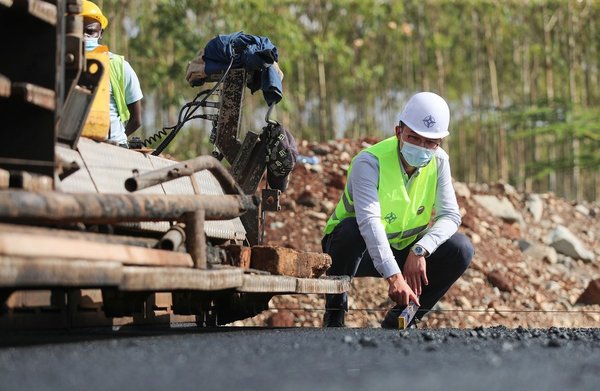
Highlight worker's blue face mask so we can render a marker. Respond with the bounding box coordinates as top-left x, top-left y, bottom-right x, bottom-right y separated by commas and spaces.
400, 142, 434, 168
84, 37, 99, 52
